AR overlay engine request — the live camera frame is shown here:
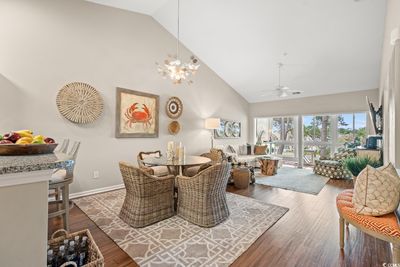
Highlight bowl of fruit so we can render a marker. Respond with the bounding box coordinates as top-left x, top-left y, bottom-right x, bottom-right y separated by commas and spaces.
0, 130, 57, 156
